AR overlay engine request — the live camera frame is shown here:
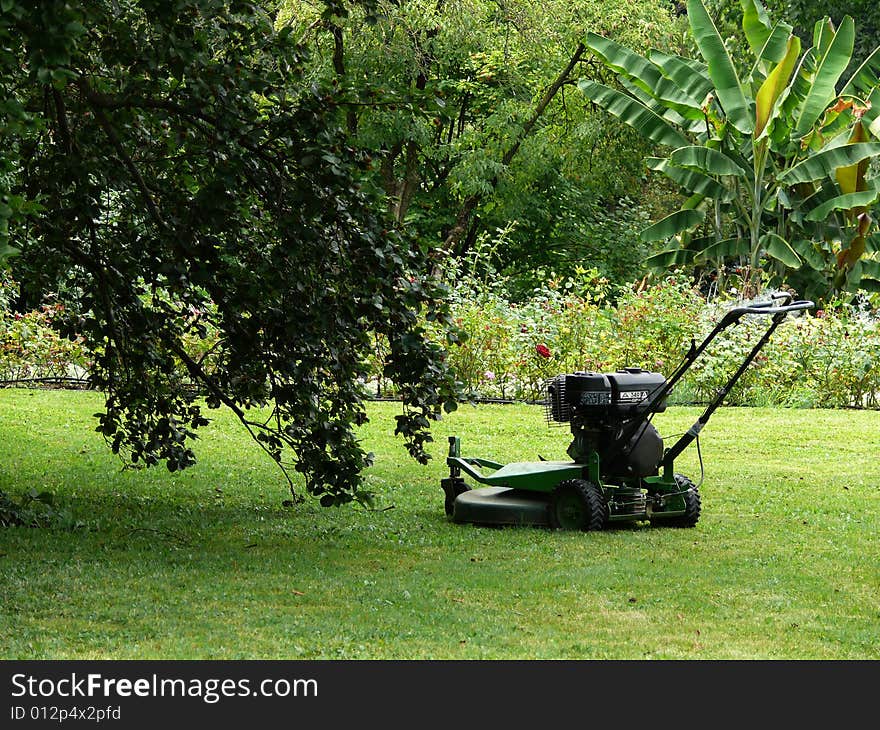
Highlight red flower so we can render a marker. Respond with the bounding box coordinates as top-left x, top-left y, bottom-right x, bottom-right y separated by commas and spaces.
536, 343, 551, 359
